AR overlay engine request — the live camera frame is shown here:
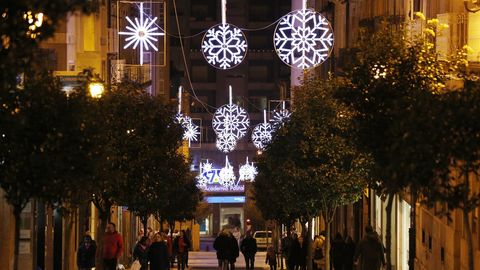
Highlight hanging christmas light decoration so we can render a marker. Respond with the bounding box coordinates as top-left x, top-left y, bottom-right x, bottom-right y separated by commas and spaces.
175, 86, 201, 147
196, 174, 209, 188
252, 110, 273, 150
216, 133, 237, 153
119, 2, 165, 65
271, 101, 292, 130
201, 159, 213, 173
201, 0, 247, 69
239, 157, 258, 182
219, 156, 236, 187
213, 86, 250, 152
273, 0, 334, 69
